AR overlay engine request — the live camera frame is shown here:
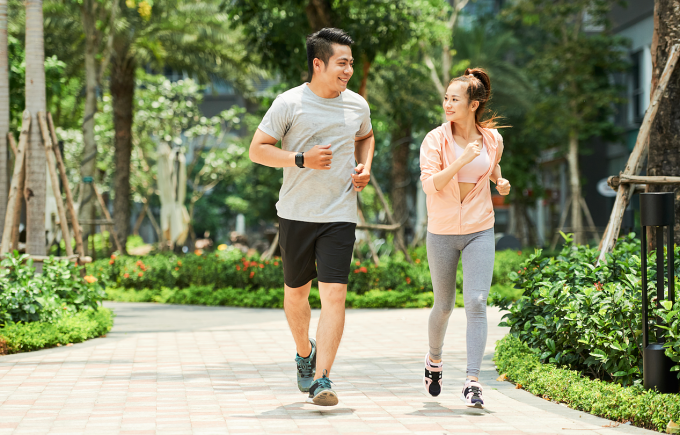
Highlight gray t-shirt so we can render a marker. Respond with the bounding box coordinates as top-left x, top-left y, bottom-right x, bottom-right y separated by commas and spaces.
258, 84, 372, 223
